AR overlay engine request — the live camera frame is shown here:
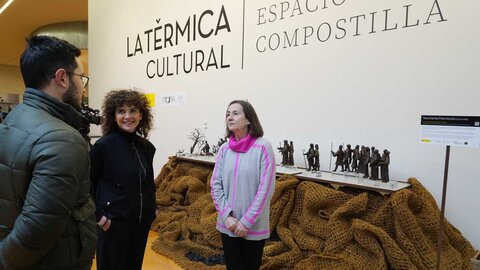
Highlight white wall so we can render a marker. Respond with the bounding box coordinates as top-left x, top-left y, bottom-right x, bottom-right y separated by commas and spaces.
89, 0, 480, 248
